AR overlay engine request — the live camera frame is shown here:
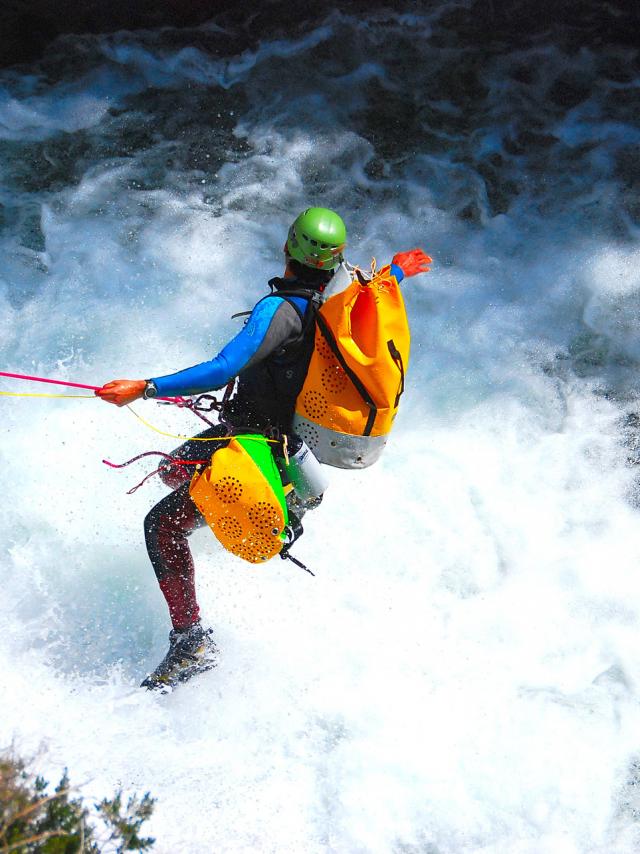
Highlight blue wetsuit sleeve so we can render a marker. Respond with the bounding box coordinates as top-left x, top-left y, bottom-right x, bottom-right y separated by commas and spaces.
390, 263, 405, 283
151, 297, 289, 397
